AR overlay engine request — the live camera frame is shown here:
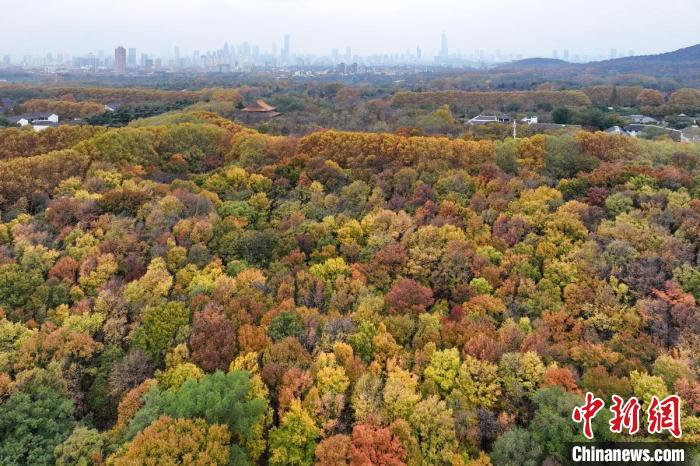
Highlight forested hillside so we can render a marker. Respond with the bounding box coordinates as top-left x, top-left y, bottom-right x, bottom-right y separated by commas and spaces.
0, 111, 699, 465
